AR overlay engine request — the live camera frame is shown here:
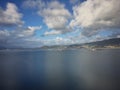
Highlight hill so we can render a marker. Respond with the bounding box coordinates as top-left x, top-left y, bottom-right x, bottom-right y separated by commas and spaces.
41, 38, 120, 50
